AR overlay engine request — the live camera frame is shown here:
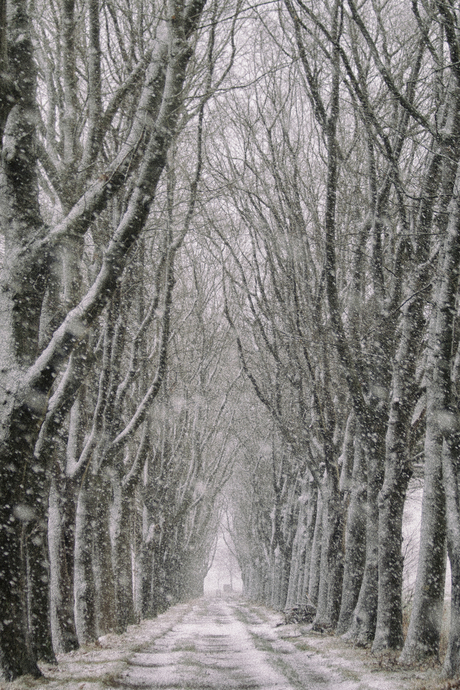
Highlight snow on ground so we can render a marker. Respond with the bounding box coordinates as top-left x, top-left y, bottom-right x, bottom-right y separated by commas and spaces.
1, 596, 448, 690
